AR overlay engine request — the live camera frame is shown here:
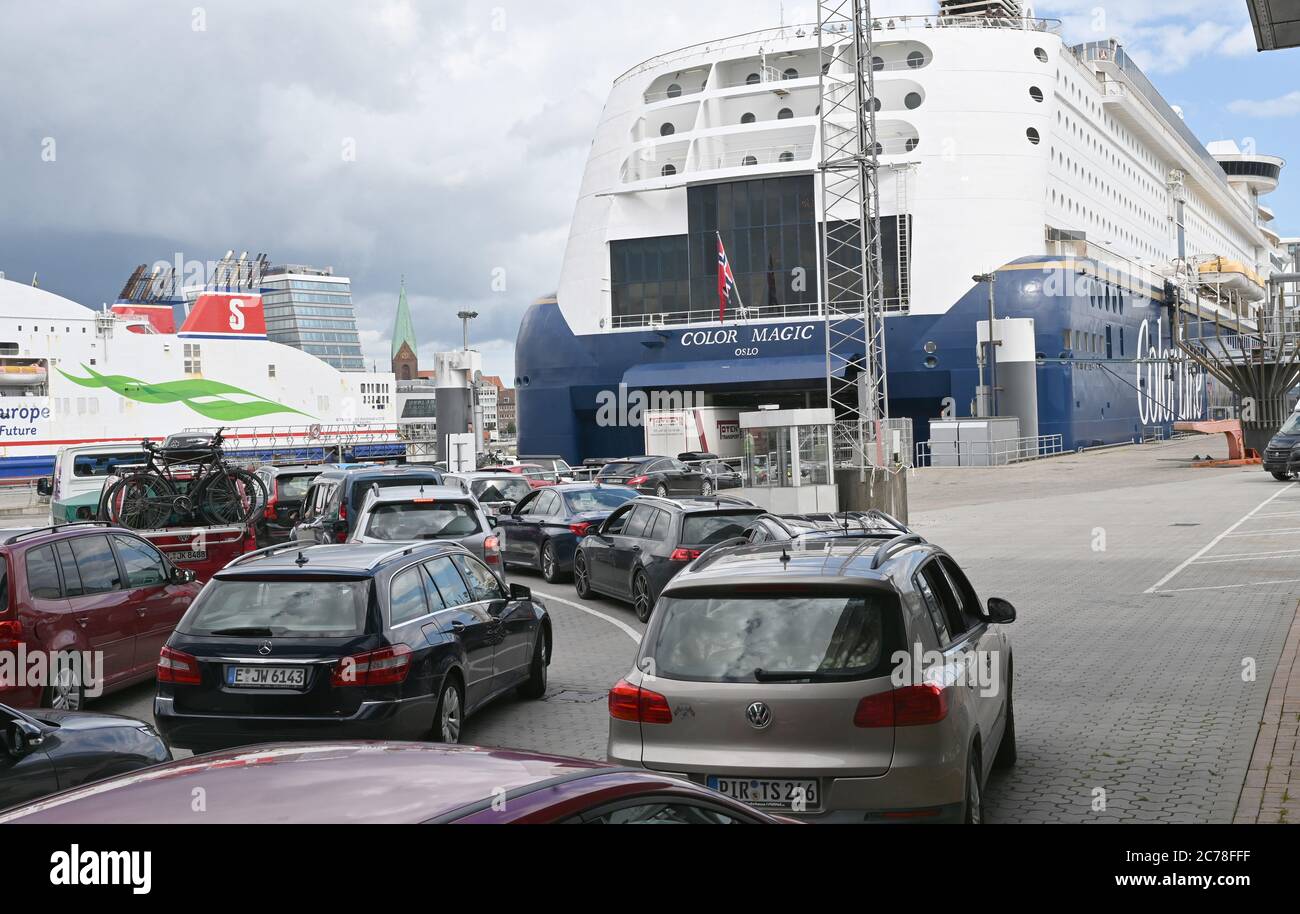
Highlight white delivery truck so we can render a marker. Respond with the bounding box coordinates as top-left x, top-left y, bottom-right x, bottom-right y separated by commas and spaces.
643, 407, 743, 459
